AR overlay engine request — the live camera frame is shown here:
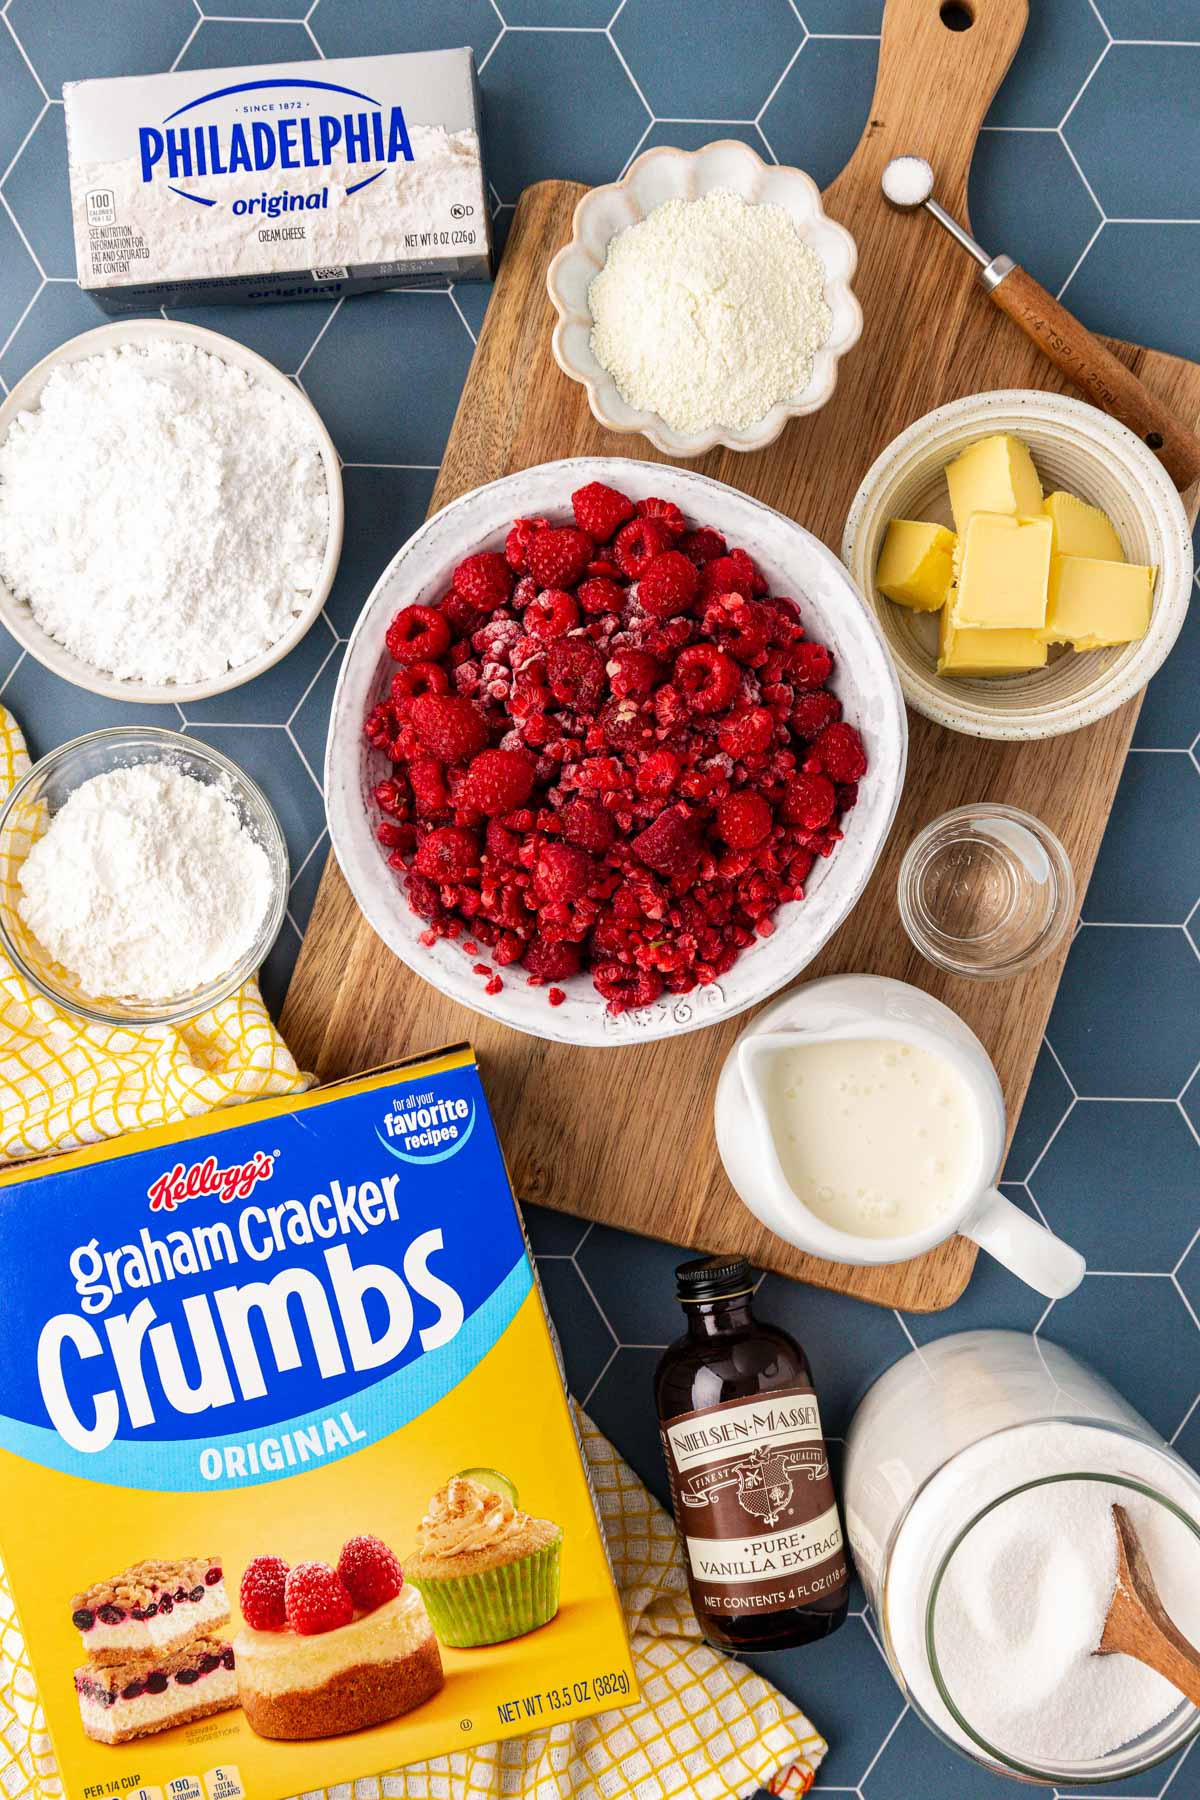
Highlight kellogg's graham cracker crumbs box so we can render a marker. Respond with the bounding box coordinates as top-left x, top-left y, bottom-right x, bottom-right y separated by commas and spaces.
0, 1047, 635, 1800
